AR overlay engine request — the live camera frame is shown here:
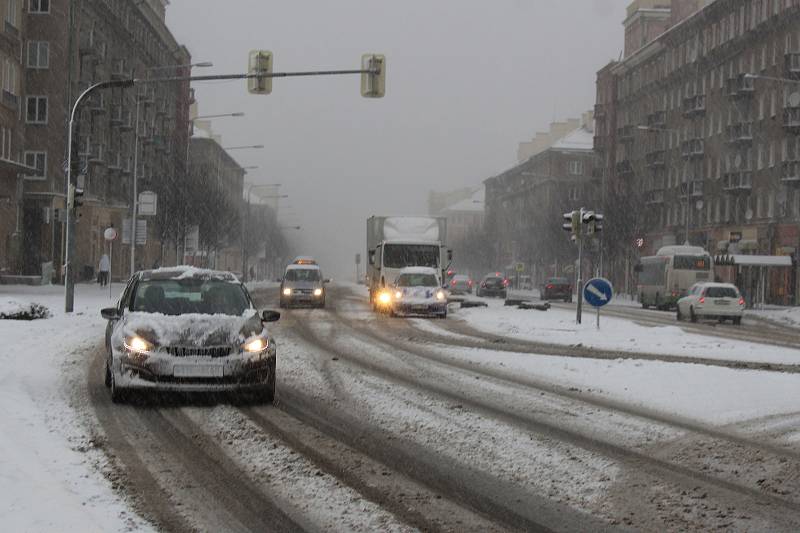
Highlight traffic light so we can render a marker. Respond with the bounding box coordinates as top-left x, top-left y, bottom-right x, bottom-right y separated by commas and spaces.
67, 183, 84, 210
592, 213, 604, 234
248, 50, 273, 95
361, 54, 385, 98
562, 210, 580, 241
